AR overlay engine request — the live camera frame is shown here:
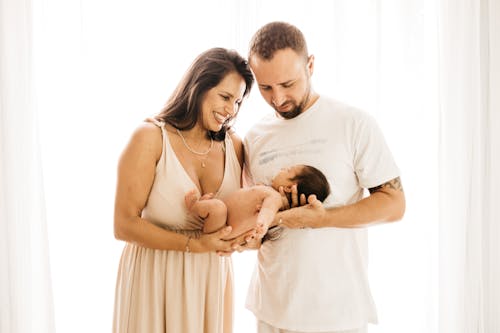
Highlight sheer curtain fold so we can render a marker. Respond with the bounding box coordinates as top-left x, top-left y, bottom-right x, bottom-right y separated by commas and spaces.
0, 0, 55, 332
483, 0, 500, 331
438, 0, 500, 332
482, 2, 500, 332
